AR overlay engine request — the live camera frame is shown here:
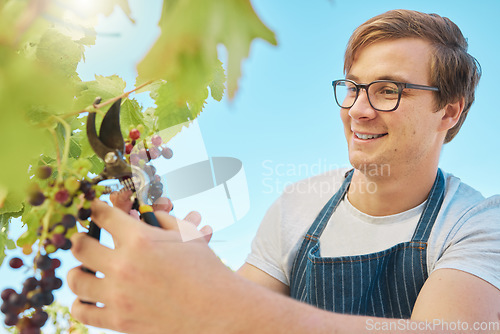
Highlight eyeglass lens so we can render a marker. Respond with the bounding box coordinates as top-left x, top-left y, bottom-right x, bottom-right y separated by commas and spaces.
334, 80, 400, 111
